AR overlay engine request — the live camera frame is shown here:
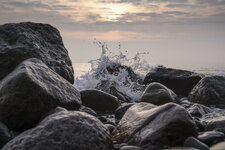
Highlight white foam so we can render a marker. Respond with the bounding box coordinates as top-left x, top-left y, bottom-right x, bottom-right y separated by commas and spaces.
74, 41, 151, 101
